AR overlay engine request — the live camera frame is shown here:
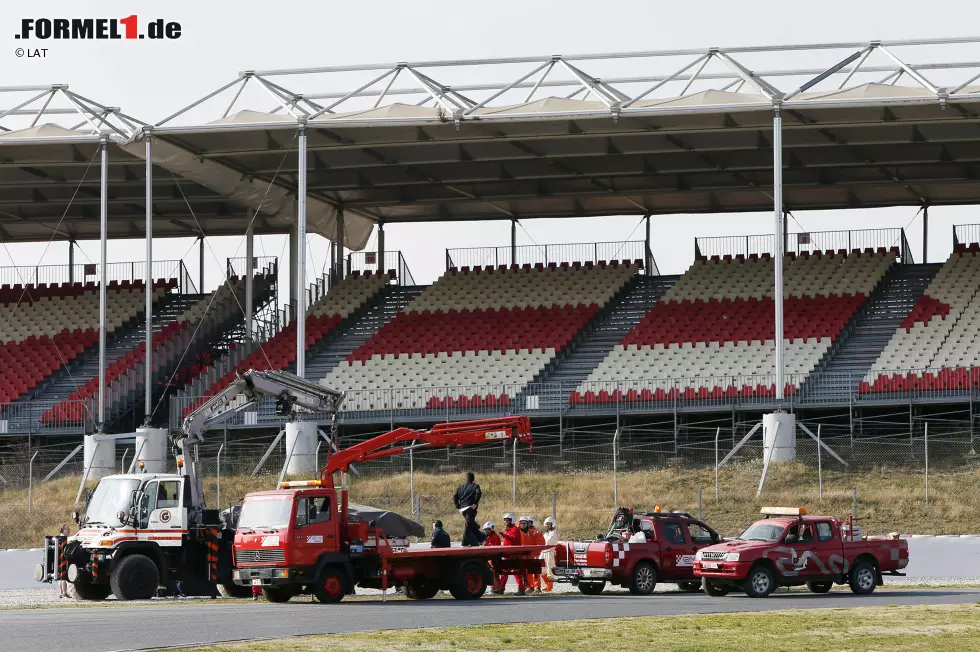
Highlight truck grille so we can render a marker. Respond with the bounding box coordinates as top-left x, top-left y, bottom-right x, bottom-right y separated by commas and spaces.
700, 551, 727, 561
236, 548, 285, 564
